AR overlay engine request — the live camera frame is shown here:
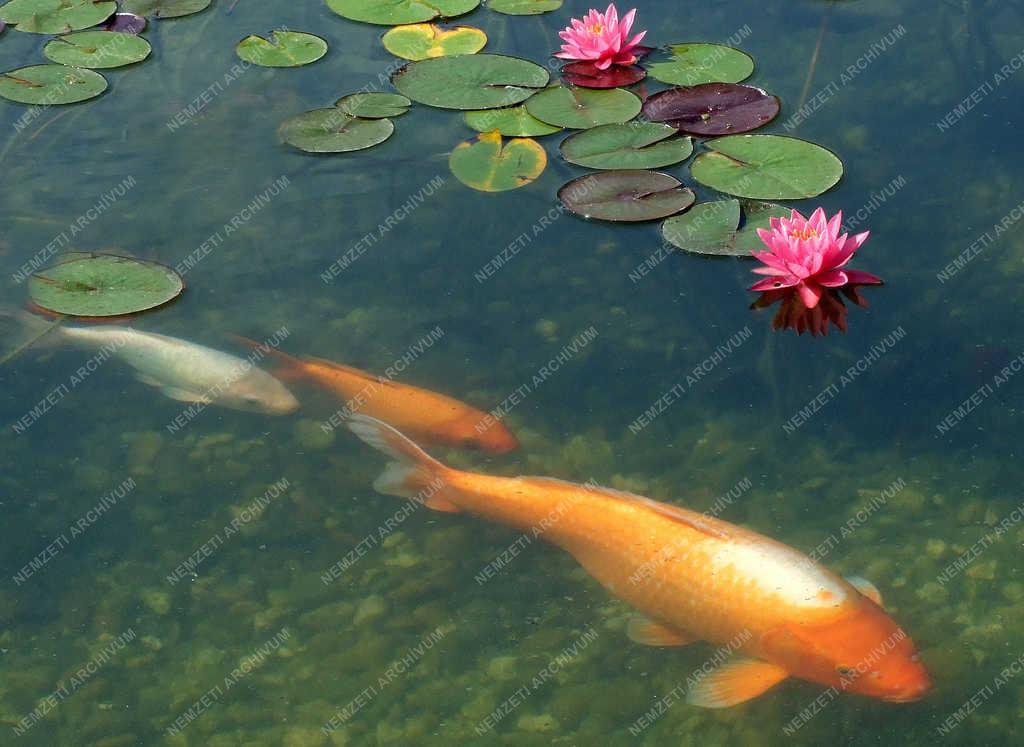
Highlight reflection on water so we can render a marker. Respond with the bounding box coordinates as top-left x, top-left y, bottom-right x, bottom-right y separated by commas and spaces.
1, 0, 1023, 744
